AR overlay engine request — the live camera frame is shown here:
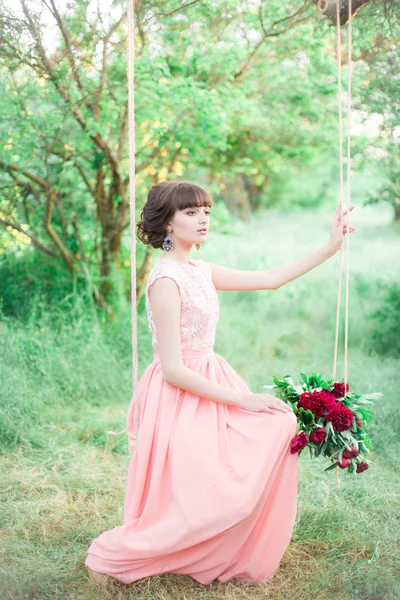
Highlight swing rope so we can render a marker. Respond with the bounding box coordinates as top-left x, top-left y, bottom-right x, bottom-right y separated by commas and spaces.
329, 0, 353, 489
332, 0, 353, 393
107, 0, 138, 451
344, 0, 353, 392
332, 0, 344, 383
127, 0, 140, 448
